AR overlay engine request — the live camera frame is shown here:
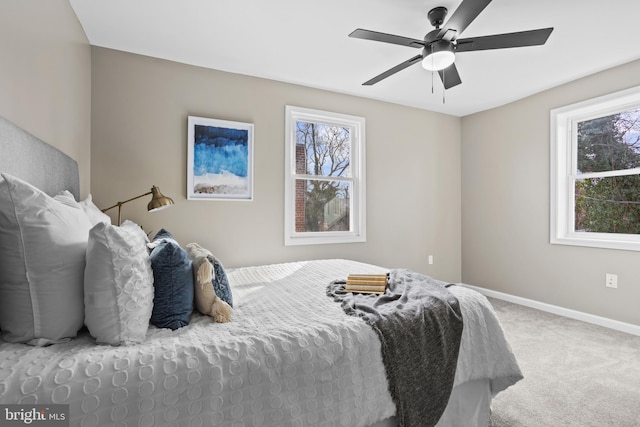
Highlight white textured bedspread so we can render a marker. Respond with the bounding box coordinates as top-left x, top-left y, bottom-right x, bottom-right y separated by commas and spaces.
0, 259, 521, 427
